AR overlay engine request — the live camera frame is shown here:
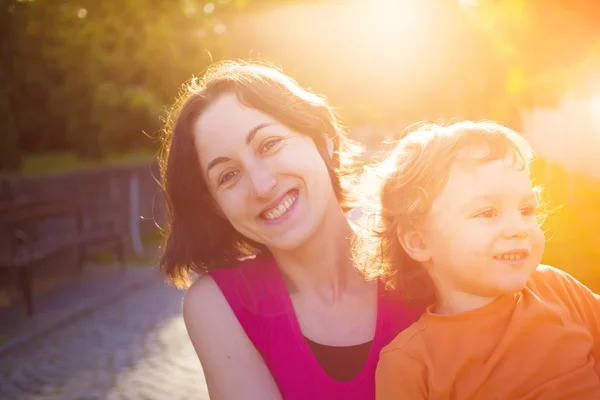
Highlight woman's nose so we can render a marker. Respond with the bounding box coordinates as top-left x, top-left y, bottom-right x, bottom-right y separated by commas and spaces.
248, 163, 278, 199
